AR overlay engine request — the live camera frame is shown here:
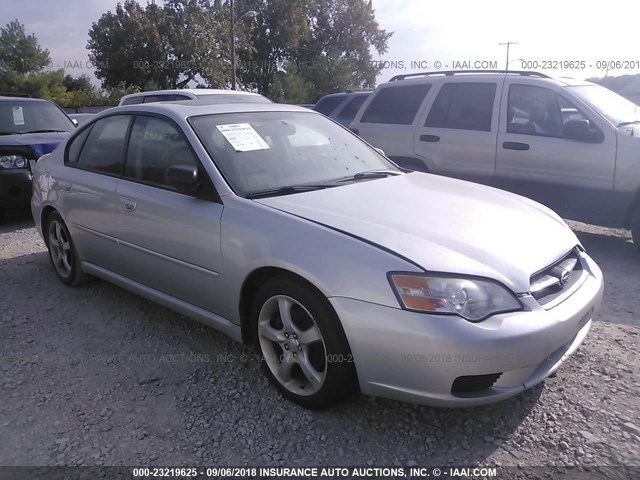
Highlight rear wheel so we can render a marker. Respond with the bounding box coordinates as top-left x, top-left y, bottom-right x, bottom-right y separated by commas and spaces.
45, 212, 88, 286
251, 276, 357, 408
